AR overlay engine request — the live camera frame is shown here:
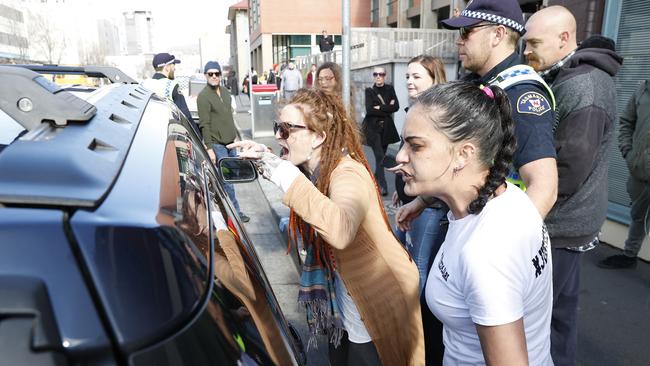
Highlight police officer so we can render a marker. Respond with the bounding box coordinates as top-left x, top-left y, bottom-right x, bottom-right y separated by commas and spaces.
142, 53, 199, 135
441, 0, 558, 218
